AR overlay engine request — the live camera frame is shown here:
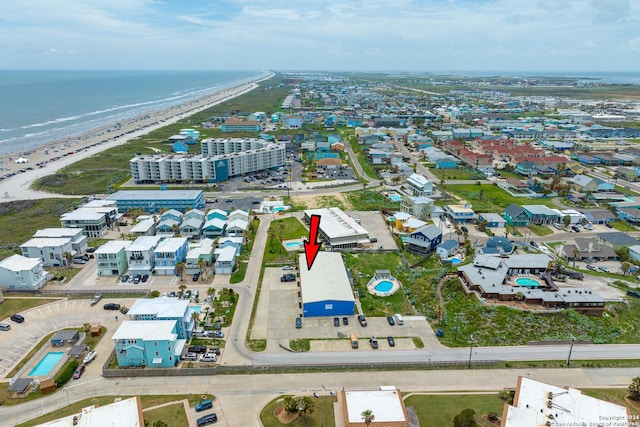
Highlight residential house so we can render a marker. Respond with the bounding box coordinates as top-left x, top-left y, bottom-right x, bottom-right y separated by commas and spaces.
218, 236, 244, 257
479, 236, 514, 255
282, 115, 303, 128
597, 232, 640, 249
400, 196, 435, 220
404, 225, 443, 256
214, 245, 237, 275
153, 237, 189, 276
179, 211, 204, 240
226, 218, 249, 237
581, 209, 616, 224
444, 204, 476, 223
60, 203, 117, 238
406, 173, 434, 197
629, 245, 640, 262
129, 217, 156, 237
0, 254, 48, 291
562, 238, 617, 262
127, 296, 194, 339
617, 207, 640, 223
436, 240, 459, 260
112, 320, 182, 368
522, 205, 560, 225
515, 161, 537, 177
156, 209, 183, 235
221, 117, 261, 133
125, 236, 163, 277
502, 203, 530, 226
20, 237, 75, 267
32, 228, 88, 255
95, 240, 131, 276
569, 175, 614, 192
185, 238, 215, 274
478, 213, 506, 228
202, 217, 227, 238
